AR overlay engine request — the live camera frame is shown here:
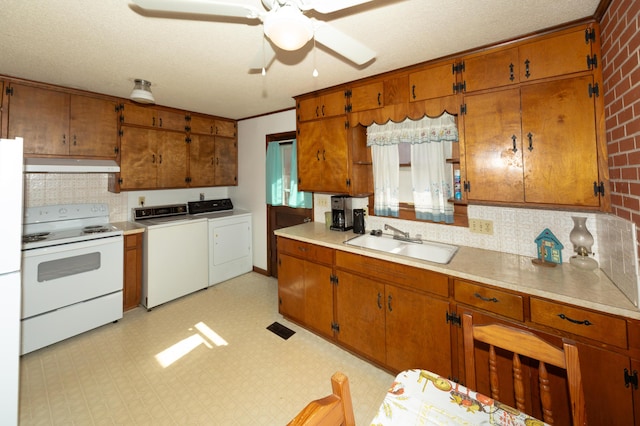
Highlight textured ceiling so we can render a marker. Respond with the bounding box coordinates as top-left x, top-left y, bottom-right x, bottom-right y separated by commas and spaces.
0, 0, 600, 120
